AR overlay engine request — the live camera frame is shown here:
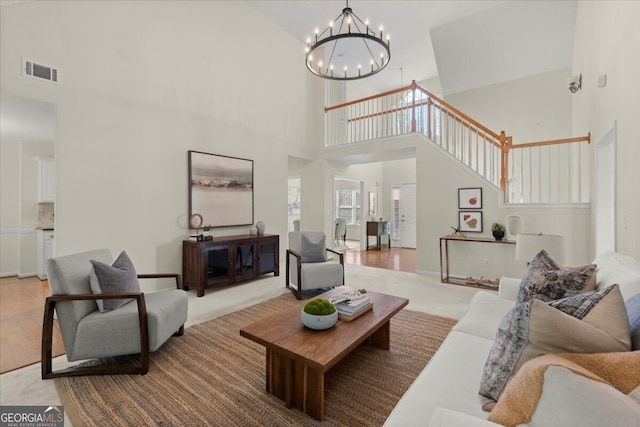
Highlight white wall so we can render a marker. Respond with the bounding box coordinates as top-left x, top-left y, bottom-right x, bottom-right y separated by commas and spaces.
416, 139, 591, 277
573, 1, 640, 260
0, 1, 324, 276
446, 68, 573, 143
